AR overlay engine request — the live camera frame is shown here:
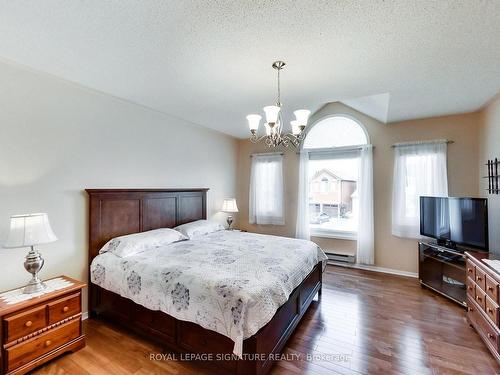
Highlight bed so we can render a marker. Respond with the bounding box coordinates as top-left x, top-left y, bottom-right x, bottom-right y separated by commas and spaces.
86, 188, 326, 375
